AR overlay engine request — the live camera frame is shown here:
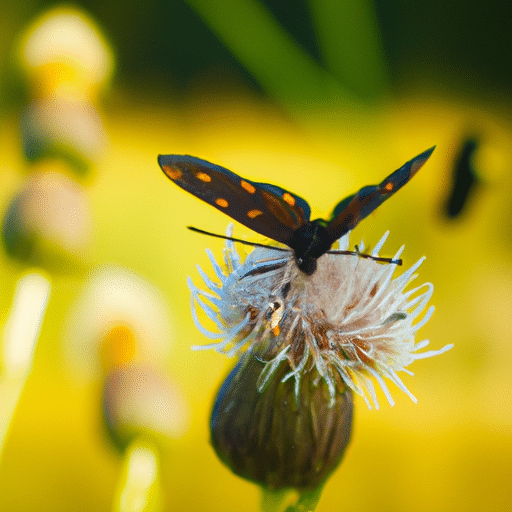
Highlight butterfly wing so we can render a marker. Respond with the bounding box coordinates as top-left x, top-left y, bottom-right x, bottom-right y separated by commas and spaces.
326, 146, 436, 242
158, 155, 311, 246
